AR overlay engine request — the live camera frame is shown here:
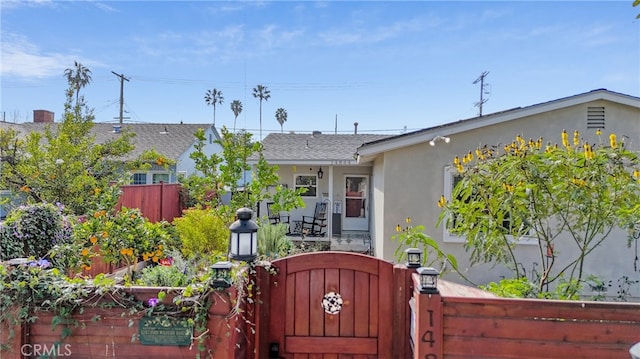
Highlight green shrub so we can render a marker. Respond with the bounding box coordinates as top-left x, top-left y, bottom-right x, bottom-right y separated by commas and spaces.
258, 223, 292, 259
0, 203, 72, 261
173, 208, 228, 258
137, 264, 188, 287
